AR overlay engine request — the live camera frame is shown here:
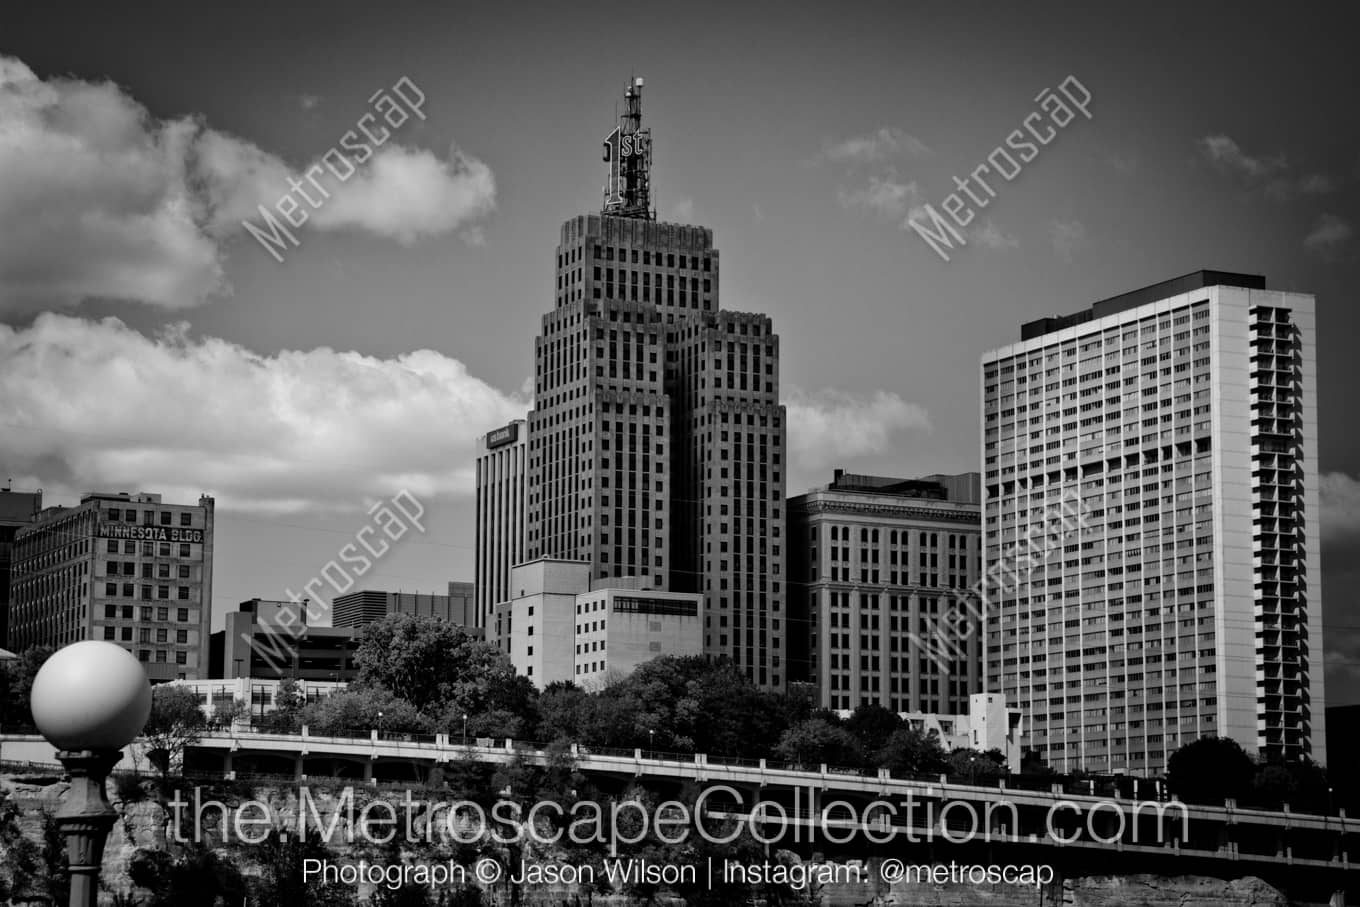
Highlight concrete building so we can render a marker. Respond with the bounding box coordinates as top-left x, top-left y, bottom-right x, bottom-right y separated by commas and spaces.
212, 599, 359, 681
982, 271, 1324, 773
331, 584, 475, 629
523, 78, 787, 689
788, 471, 983, 713
476, 419, 528, 630
8, 491, 214, 681
495, 557, 702, 688
0, 488, 42, 648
